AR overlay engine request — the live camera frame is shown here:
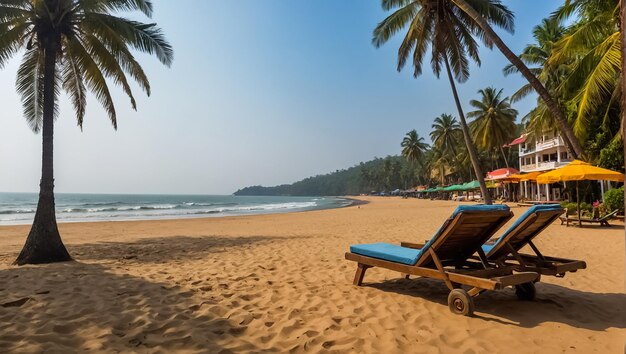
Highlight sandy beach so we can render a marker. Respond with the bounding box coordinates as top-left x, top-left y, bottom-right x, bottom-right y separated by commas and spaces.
0, 196, 624, 353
